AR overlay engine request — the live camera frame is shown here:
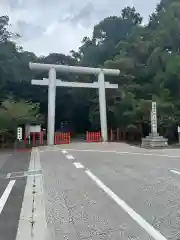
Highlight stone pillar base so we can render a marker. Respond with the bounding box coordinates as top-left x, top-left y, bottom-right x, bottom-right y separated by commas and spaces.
141, 133, 168, 148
